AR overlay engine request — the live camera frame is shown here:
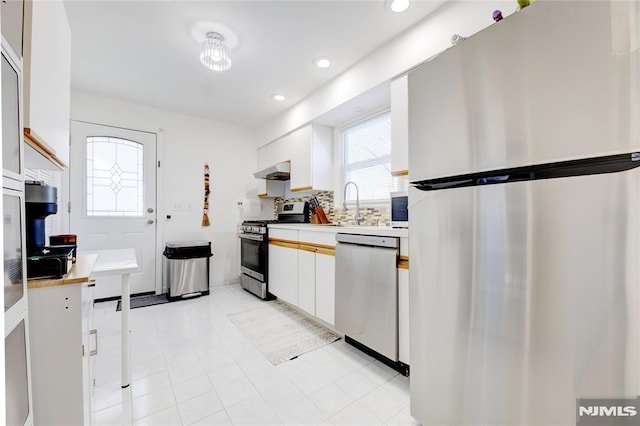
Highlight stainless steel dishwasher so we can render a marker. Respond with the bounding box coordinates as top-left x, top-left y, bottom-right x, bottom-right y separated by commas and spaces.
335, 233, 407, 374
